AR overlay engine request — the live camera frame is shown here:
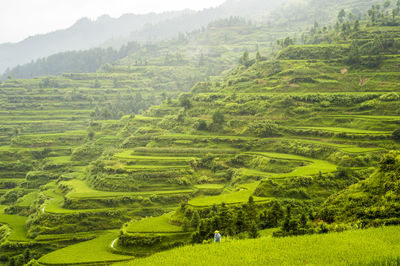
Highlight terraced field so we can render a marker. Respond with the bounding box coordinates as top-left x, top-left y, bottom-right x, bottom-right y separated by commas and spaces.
117, 226, 400, 266
0, 205, 29, 242
1, 13, 400, 265
38, 230, 133, 265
